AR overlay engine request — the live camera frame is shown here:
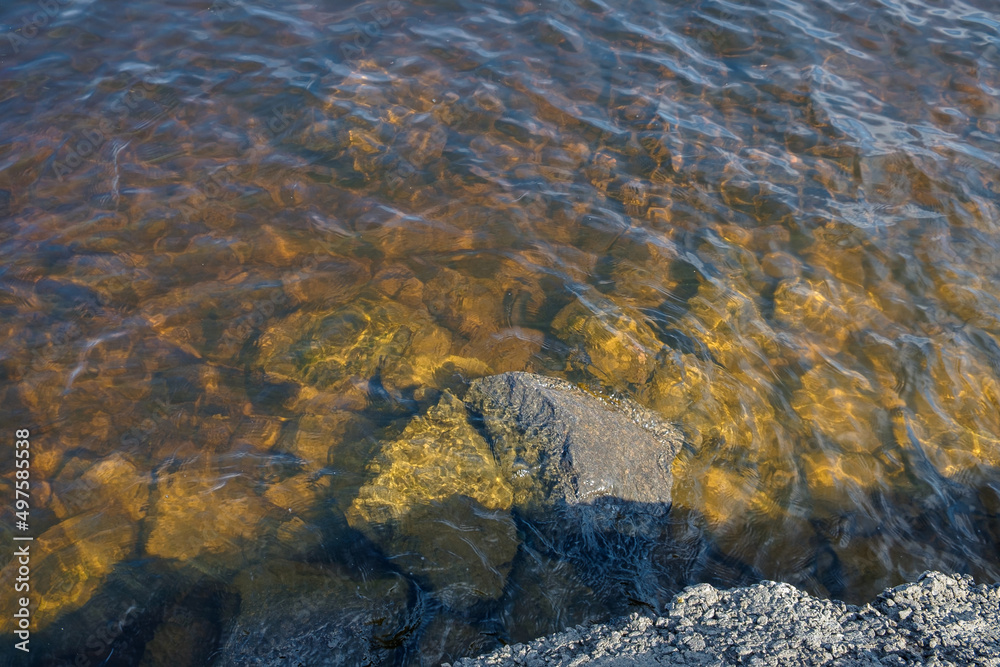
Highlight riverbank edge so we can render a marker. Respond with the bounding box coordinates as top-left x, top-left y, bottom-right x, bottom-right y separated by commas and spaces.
451, 571, 1000, 666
